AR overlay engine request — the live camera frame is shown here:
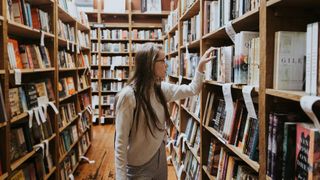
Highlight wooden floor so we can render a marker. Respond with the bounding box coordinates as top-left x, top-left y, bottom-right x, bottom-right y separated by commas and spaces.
75, 125, 177, 180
